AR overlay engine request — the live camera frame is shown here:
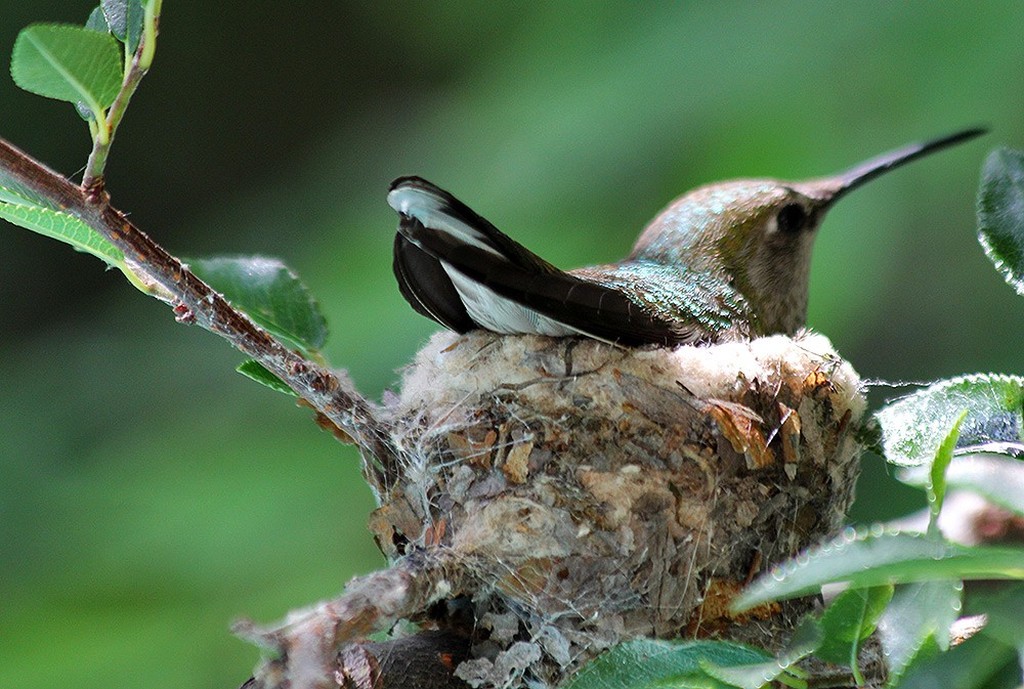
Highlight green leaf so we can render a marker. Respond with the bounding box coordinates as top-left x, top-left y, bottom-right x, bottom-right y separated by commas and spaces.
101, 0, 145, 55
564, 639, 772, 689
928, 410, 968, 531
78, 8, 115, 121
85, 6, 110, 33
978, 147, 1024, 296
876, 580, 962, 686
11, 24, 122, 120
236, 360, 297, 397
0, 180, 54, 210
700, 659, 806, 689
702, 622, 820, 689
0, 194, 172, 300
187, 256, 328, 355
904, 454, 1024, 518
78, 8, 115, 122
0, 200, 124, 267
874, 374, 1024, 468
734, 530, 1024, 612
965, 582, 1024, 648
815, 585, 893, 674
895, 633, 1020, 689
